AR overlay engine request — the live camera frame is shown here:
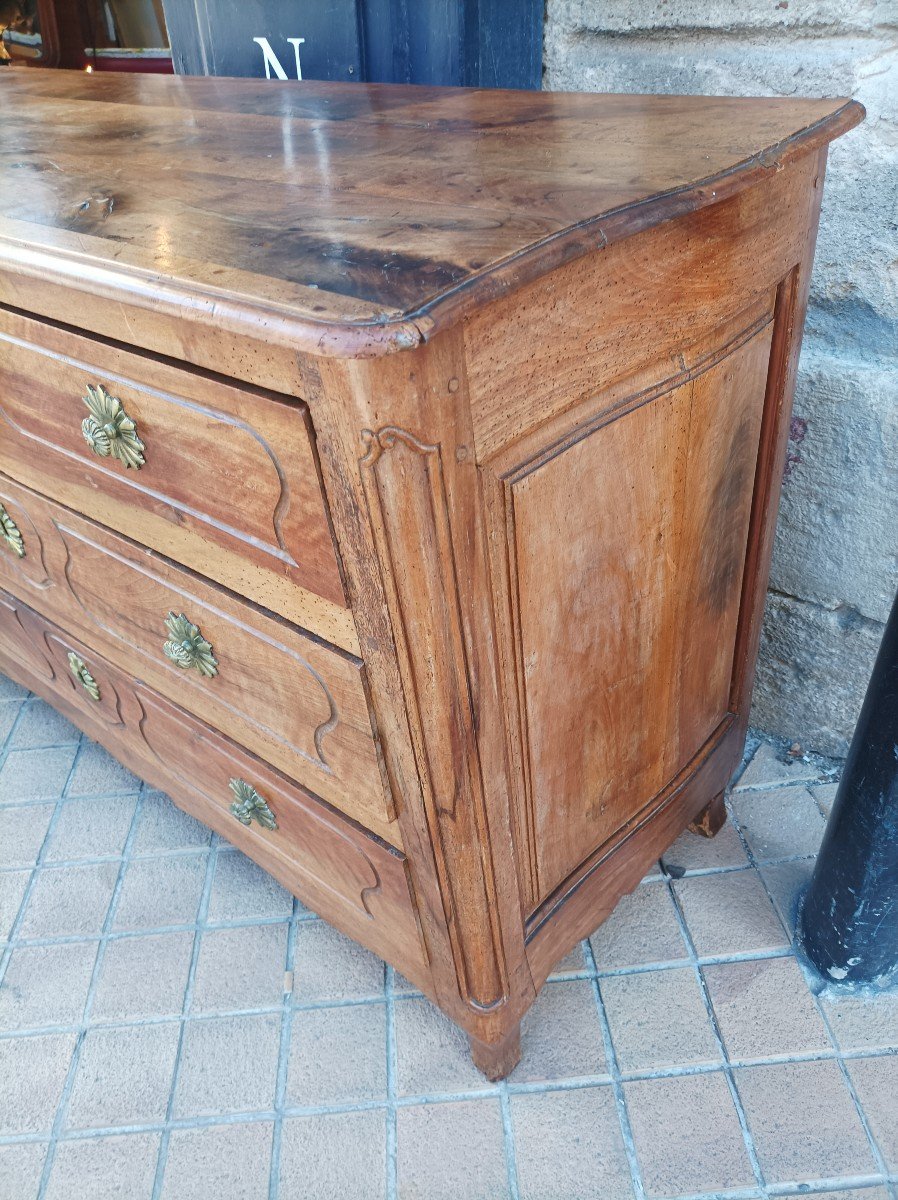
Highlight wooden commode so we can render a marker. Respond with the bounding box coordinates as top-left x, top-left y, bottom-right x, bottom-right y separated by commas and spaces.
0, 73, 862, 1076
